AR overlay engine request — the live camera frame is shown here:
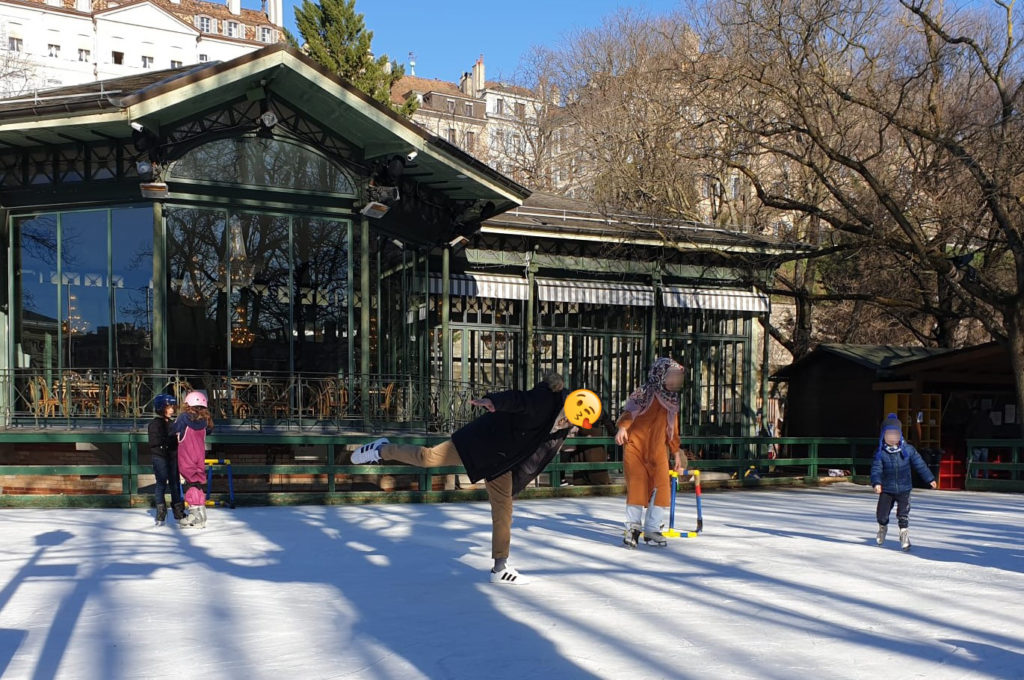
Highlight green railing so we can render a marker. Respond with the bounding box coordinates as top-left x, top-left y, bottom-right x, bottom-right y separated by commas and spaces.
0, 431, 896, 507
965, 438, 1024, 491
